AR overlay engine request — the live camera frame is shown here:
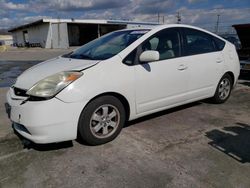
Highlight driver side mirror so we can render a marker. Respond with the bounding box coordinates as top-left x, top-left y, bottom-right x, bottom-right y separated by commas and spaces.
139, 50, 160, 63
